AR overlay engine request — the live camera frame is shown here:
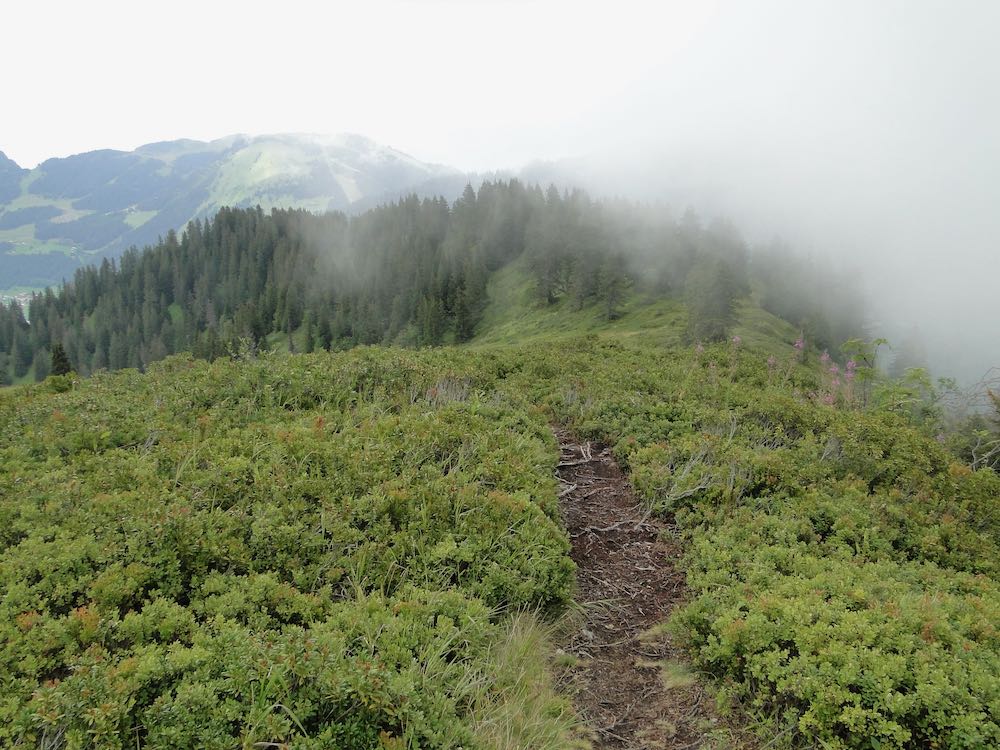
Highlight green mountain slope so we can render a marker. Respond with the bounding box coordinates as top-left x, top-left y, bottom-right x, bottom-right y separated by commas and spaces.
473, 254, 800, 349
1, 180, 997, 746
0, 182, 867, 389
0, 134, 456, 292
